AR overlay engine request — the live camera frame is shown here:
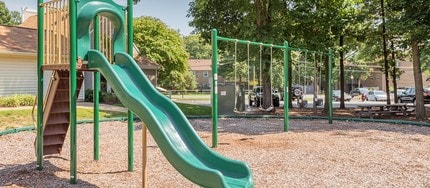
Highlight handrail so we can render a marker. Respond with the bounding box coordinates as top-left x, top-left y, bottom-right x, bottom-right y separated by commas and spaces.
31, 72, 57, 129
31, 95, 37, 129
